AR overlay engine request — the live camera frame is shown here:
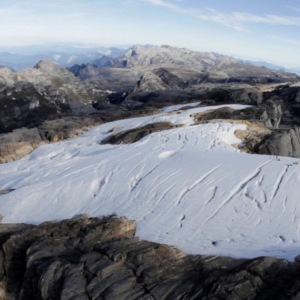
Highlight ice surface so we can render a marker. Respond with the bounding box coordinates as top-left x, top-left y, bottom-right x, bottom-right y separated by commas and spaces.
0, 103, 300, 260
